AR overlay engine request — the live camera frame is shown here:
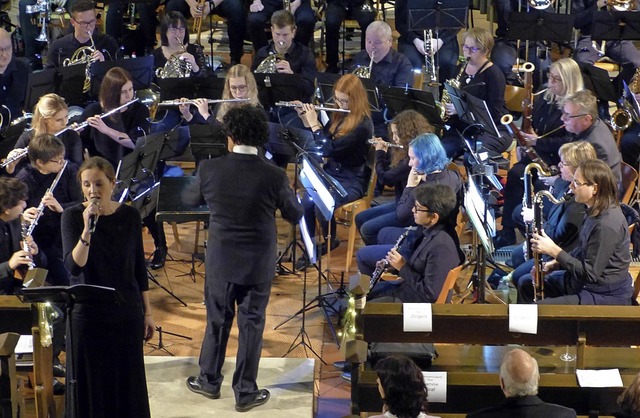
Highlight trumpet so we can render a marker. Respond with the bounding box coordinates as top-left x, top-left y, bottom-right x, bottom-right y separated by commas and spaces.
367, 139, 404, 148
275, 101, 351, 113
55, 98, 140, 136
158, 98, 250, 107
193, 0, 206, 44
